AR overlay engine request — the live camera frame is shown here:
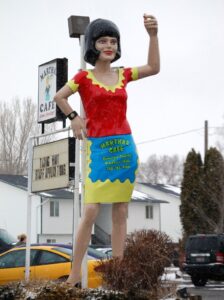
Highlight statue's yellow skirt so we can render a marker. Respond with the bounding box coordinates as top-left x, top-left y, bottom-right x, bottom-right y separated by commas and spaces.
84, 134, 138, 204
